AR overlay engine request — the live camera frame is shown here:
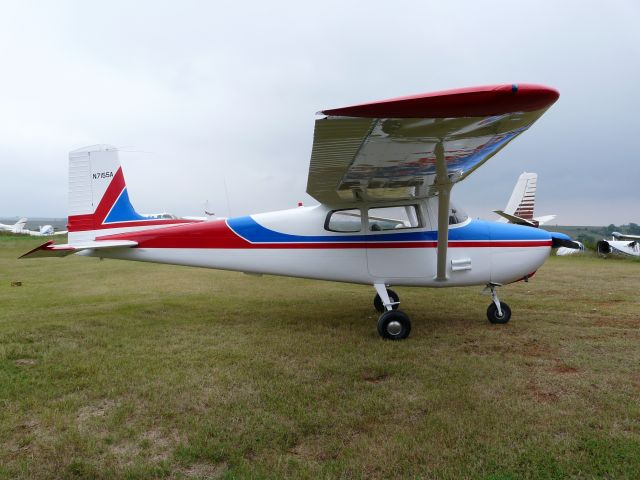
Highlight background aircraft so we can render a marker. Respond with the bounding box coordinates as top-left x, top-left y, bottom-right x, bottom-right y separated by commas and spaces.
21, 84, 580, 340
0, 218, 28, 233
0, 218, 67, 236
494, 172, 556, 227
597, 232, 640, 257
